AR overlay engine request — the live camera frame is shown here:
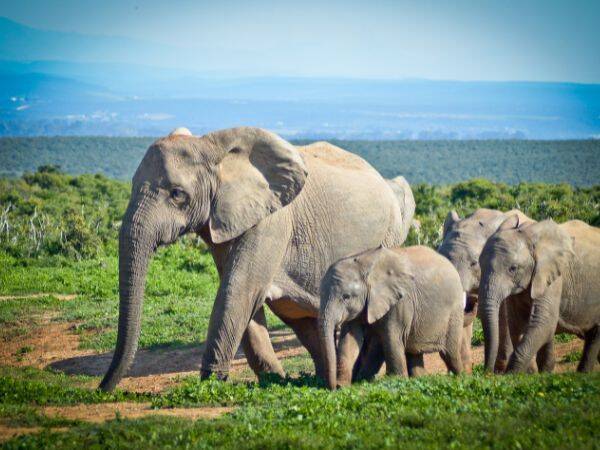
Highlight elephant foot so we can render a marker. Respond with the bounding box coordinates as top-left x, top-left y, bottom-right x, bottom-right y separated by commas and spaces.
200, 369, 229, 381
494, 359, 508, 373
336, 364, 353, 387
504, 356, 531, 374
